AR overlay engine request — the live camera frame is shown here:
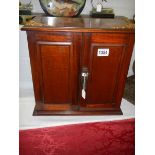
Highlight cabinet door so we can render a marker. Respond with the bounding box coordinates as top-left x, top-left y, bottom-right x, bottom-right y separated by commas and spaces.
79, 33, 134, 111
27, 32, 81, 112
87, 44, 125, 102
37, 42, 73, 104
